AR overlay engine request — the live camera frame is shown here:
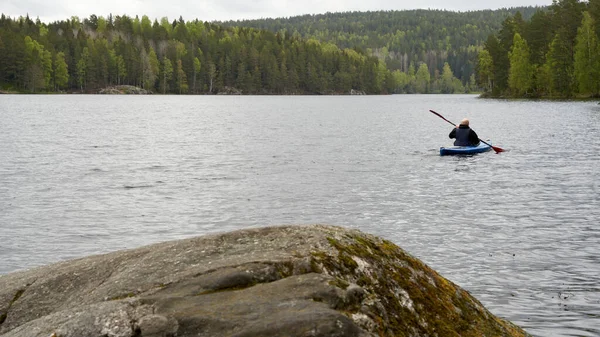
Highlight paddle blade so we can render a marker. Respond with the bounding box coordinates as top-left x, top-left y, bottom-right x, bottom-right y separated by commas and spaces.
491, 145, 505, 153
